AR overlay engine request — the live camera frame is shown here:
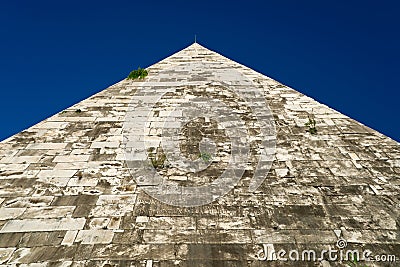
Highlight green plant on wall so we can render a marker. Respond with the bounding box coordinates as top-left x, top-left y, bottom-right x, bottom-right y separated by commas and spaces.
199, 152, 212, 162
346, 254, 369, 267
147, 147, 167, 169
305, 115, 317, 134
127, 67, 148, 80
